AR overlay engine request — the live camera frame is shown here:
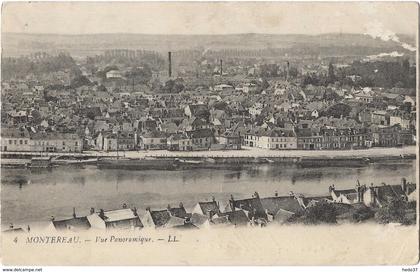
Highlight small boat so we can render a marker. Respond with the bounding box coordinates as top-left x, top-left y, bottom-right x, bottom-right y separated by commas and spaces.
29, 157, 53, 169
174, 158, 203, 164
